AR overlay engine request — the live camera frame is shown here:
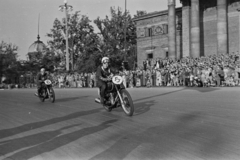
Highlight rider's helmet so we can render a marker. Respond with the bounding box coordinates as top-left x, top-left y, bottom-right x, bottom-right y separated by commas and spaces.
101, 57, 110, 64
40, 67, 46, 75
